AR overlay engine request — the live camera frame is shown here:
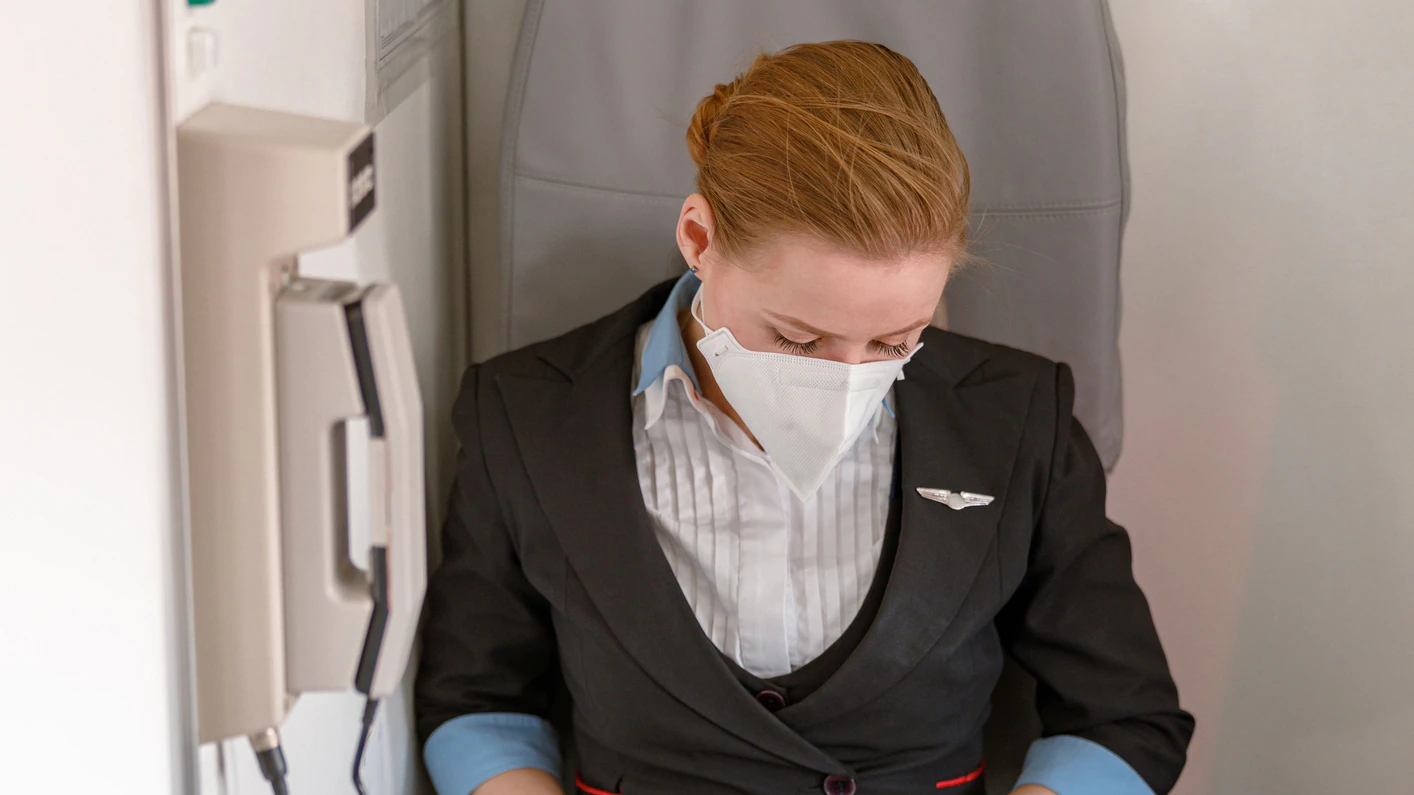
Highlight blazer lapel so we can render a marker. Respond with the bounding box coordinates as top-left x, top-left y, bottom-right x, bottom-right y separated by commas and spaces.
494, 294, 851, 775
779, 329, 1037, 729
